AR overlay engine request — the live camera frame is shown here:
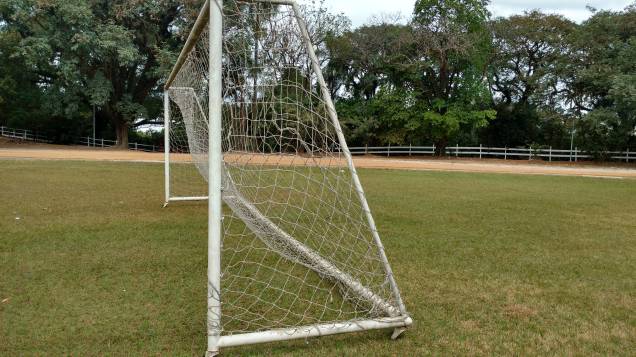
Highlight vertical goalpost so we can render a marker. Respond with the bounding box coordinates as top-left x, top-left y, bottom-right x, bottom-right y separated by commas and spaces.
164, 0, 412, 355
208, 0, 224, 353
